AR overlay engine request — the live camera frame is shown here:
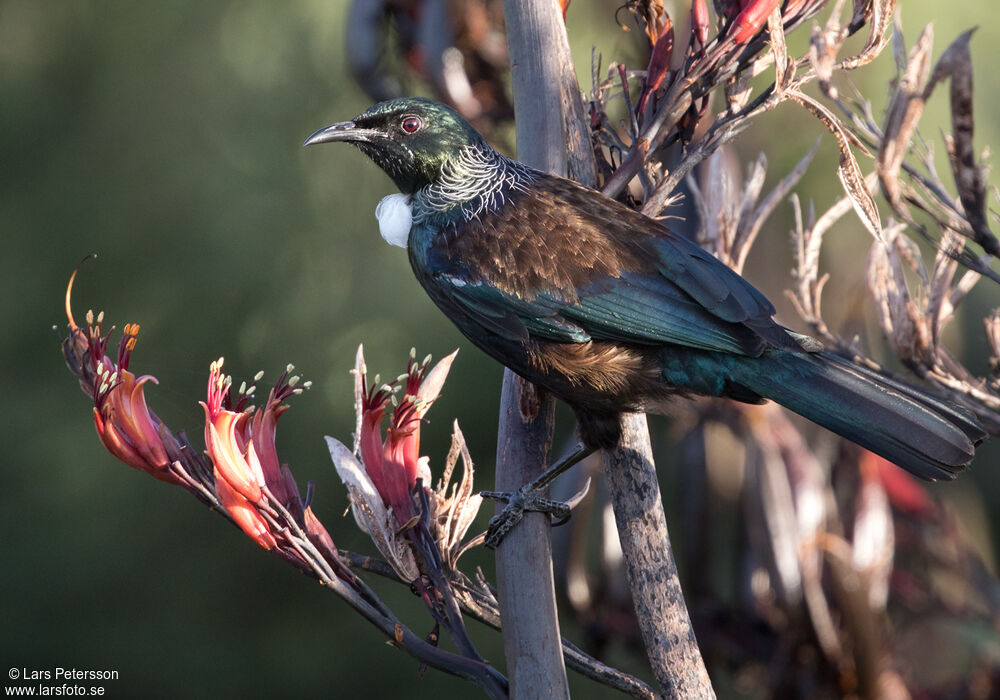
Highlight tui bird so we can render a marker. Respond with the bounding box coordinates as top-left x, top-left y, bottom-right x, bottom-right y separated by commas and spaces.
306, 98, 986, 544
